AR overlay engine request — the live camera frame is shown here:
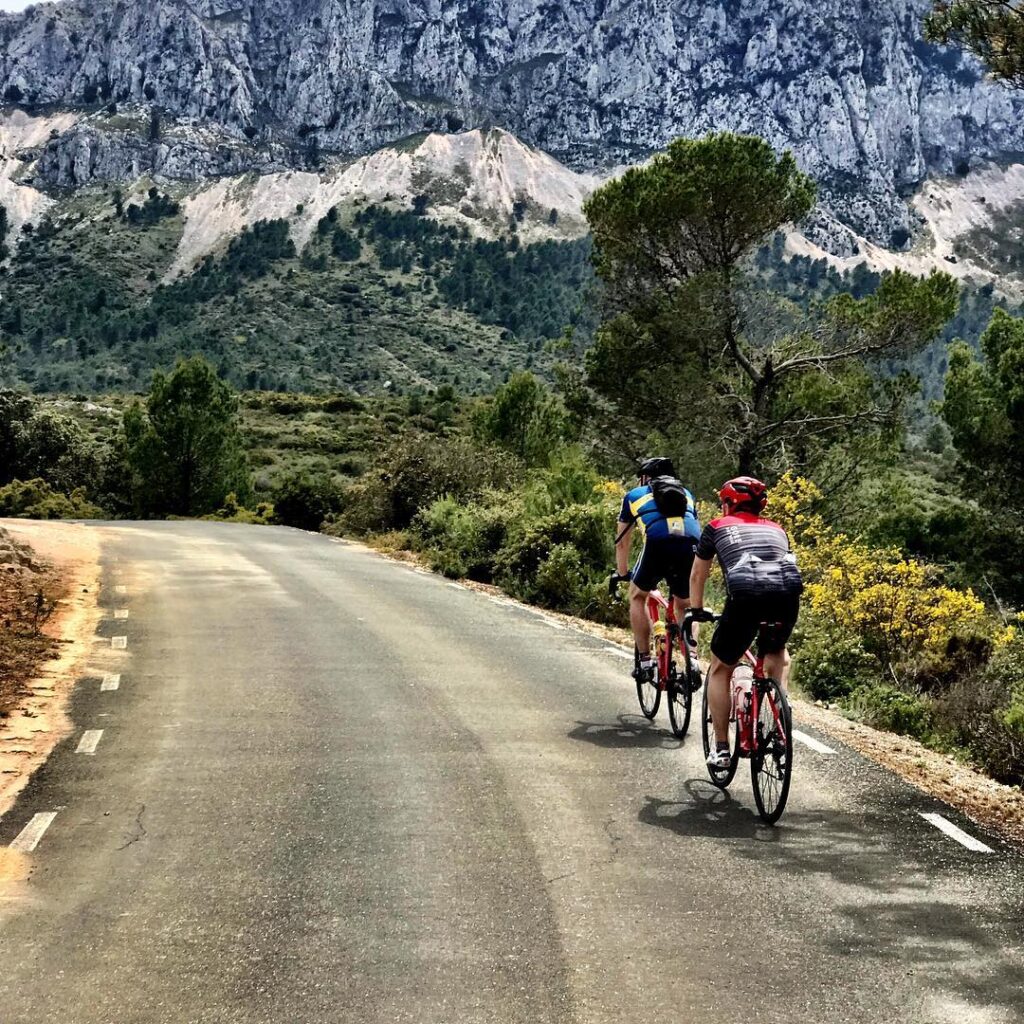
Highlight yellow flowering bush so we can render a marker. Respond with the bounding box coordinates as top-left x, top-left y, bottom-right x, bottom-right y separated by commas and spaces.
769, 474, 993, 674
